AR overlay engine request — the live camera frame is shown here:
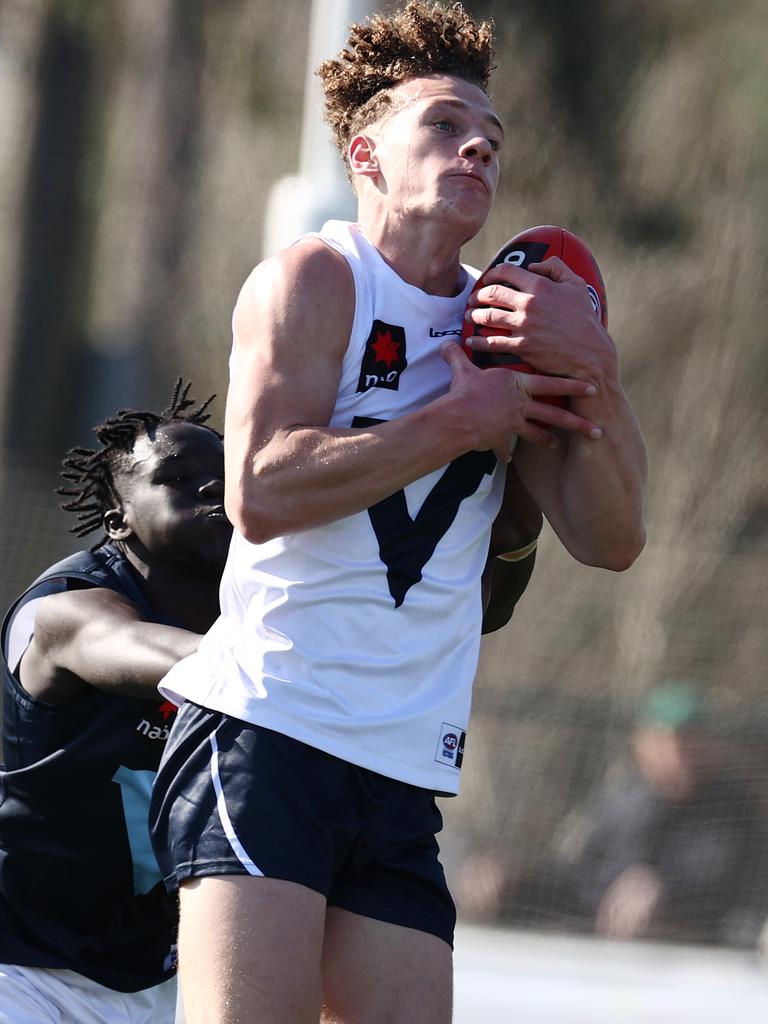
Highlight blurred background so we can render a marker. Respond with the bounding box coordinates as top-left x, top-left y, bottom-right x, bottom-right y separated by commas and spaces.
1, 0, 767, 973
